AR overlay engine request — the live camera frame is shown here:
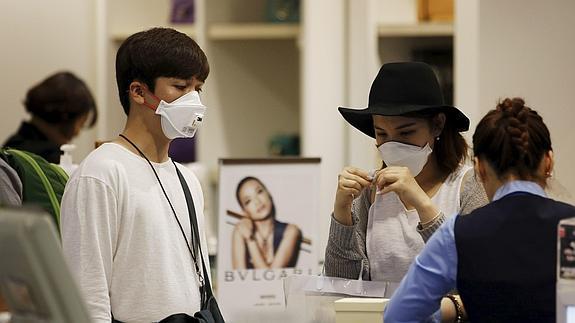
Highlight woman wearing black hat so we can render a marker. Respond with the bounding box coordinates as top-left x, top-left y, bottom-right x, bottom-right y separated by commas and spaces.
385, 98, 575, 322
324, 62, 488, 284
